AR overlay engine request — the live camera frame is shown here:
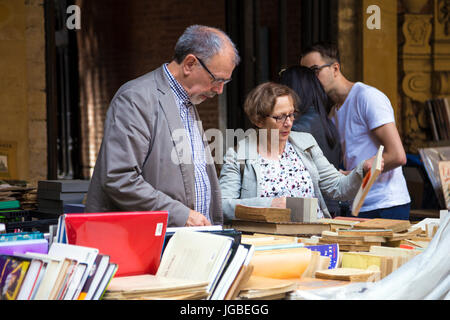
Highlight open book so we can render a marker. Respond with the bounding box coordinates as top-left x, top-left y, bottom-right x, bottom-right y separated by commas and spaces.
351, 145, 384, 216
156, 229, 234, 295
